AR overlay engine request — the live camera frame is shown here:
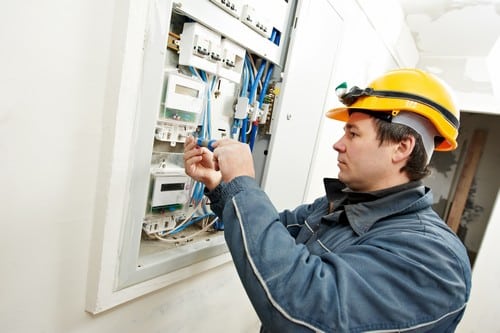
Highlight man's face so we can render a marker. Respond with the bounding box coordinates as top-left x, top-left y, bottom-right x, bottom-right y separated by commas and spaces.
333, 112, 398, 192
